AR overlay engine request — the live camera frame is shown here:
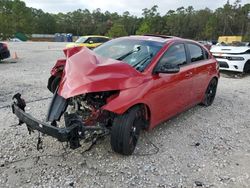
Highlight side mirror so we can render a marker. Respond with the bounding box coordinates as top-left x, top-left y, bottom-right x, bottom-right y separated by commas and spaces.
88, 40, 94, 44
154, 64, 180, 74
